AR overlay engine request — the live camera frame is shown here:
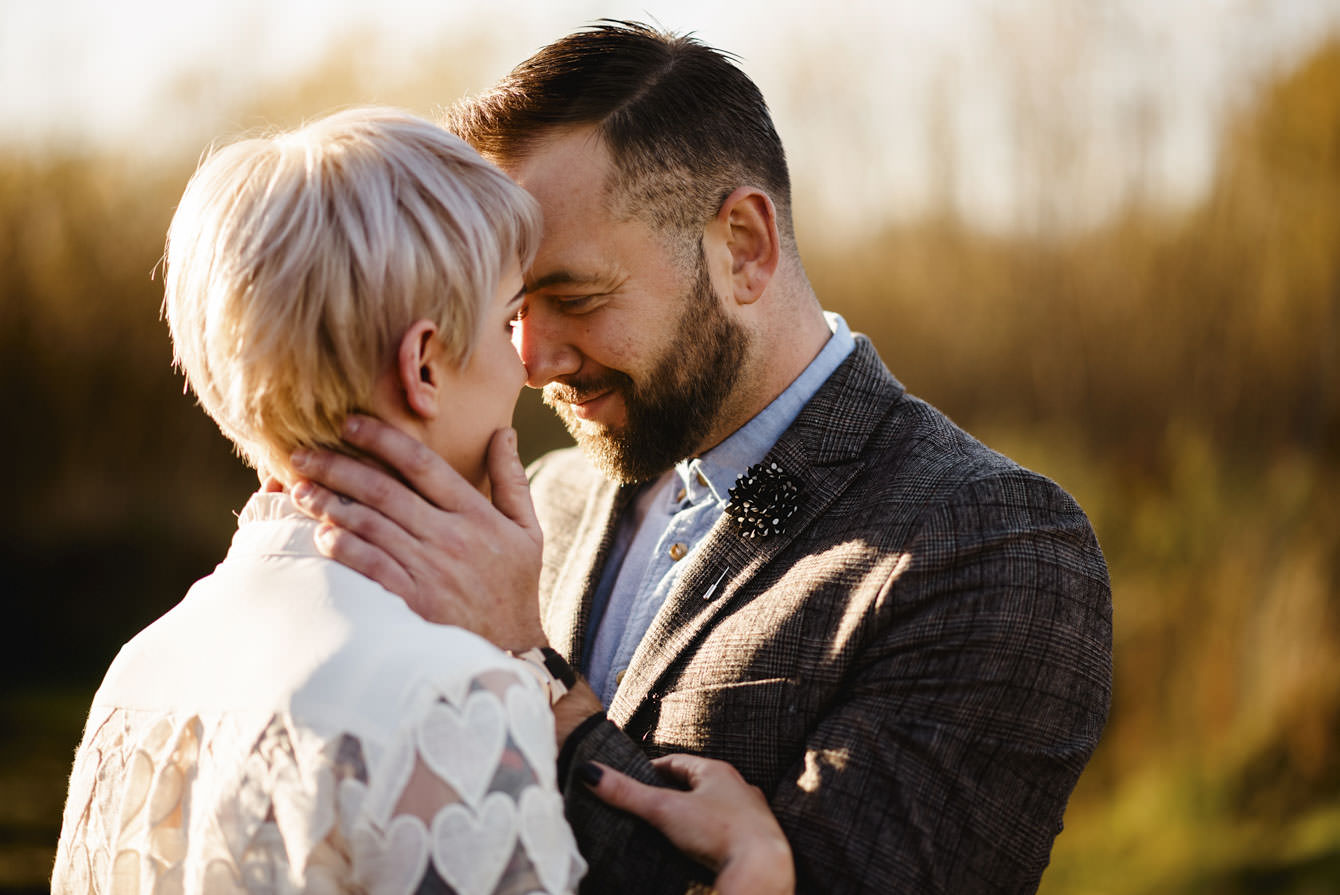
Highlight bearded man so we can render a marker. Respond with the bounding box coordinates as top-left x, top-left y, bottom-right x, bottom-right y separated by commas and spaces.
291, 21, 1113, 895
